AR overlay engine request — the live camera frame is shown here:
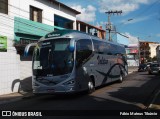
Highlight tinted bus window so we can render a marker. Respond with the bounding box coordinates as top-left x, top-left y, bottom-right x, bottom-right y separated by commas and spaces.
76, 39, 92, 67
93, 40, 105, 54
104, 43, 113, 55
